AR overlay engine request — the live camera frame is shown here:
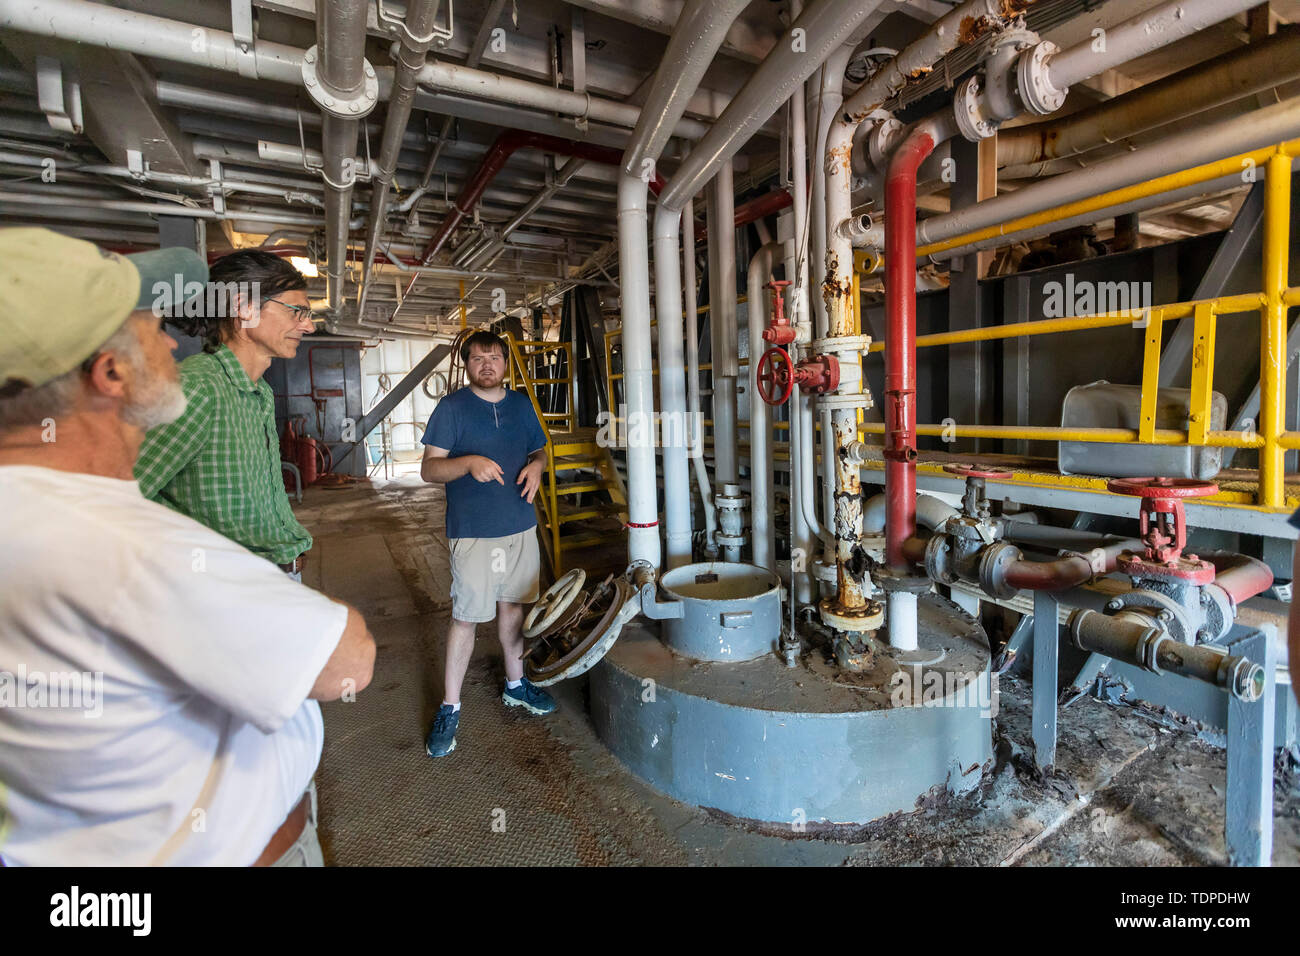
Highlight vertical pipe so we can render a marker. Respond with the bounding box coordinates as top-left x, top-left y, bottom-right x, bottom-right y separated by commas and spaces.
1261, 150, 1292, 508
883, 127, 938, 569
654, 207, 693, 568
746, 242, 783, 570
711, 161, 740, 487
683, 195, 718, 553
618, 173, 662, 568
